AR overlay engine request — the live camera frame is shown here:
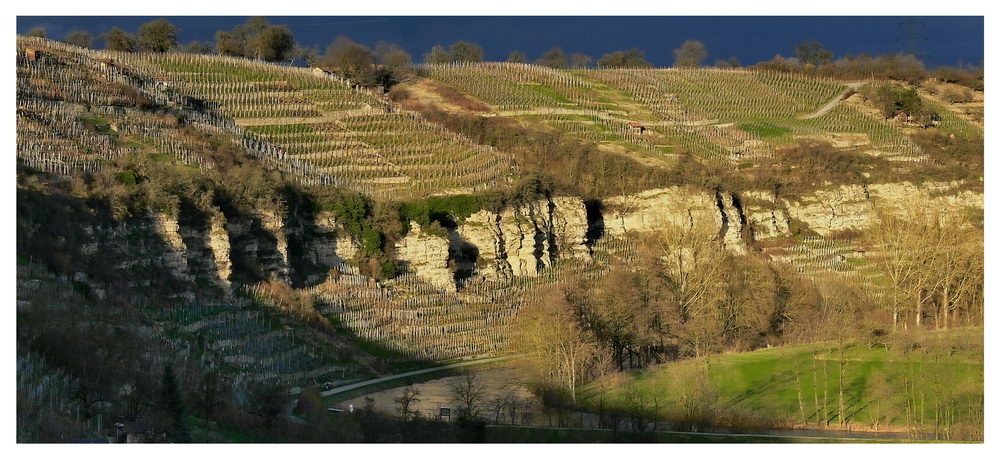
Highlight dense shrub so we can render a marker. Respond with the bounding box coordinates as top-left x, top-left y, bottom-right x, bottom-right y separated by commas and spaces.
910, 131, 984, 185
754, 52, 982, 90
